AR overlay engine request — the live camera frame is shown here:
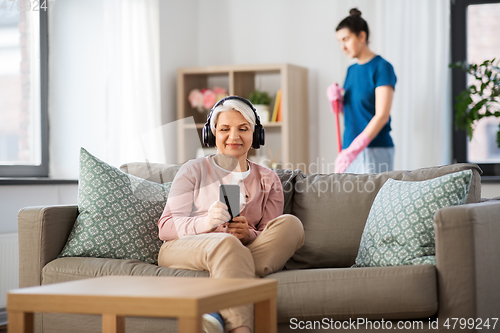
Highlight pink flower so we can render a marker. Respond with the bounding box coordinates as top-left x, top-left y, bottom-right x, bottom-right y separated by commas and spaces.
213, 87, 226, 95
213, 87, 227, 101
203, 89, 217, 110
188, 89, 204, 111
189, 87, 228, 112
